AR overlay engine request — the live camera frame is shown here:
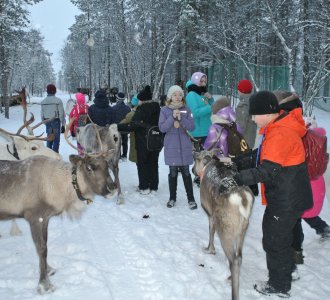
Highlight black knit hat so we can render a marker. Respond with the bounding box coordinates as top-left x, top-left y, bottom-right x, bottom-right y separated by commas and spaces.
137, 85, 152, 101
249, 91, 280, 115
